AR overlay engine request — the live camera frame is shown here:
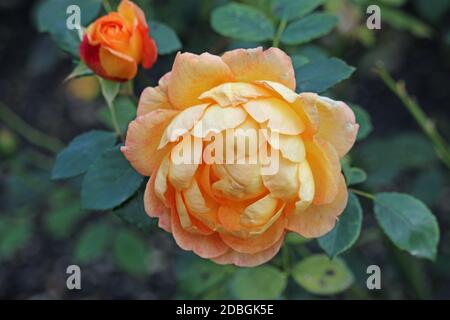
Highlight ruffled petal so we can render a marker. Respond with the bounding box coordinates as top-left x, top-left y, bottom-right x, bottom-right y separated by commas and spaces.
315, 96, 359, 157
168, 52, 235, 109
121, 109, 178, 176
222, 47, 296, 90
137, 73, 173, 116
199, 82, 271, 107
287, 174, 348, 238
144, 172, 171, 232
